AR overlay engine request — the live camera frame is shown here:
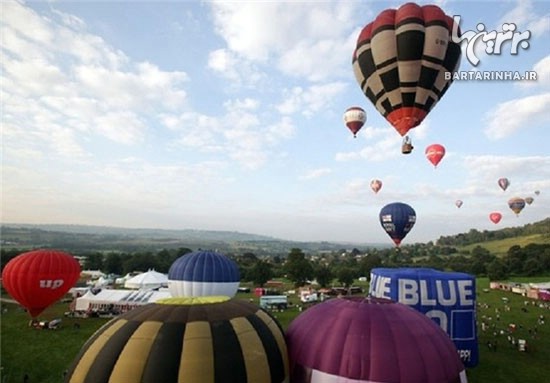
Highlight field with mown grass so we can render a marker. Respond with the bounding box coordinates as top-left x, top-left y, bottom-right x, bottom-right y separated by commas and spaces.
458, 234, 550, 257
1, 277, 549, 383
